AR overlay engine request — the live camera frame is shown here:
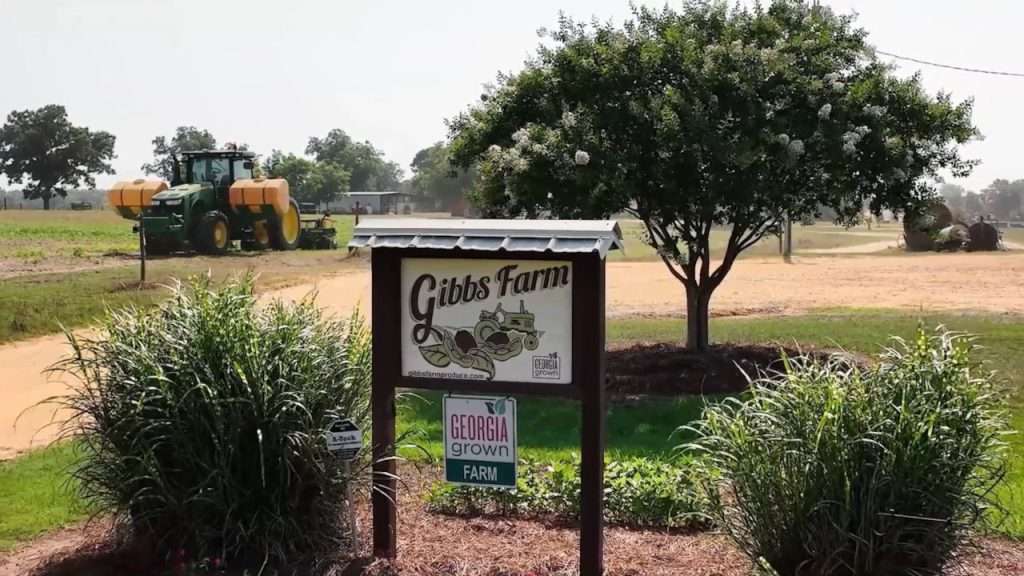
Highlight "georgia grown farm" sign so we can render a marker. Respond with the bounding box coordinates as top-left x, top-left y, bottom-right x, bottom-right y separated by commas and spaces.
401, 258, 572, 384
443, 395, 517, 487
